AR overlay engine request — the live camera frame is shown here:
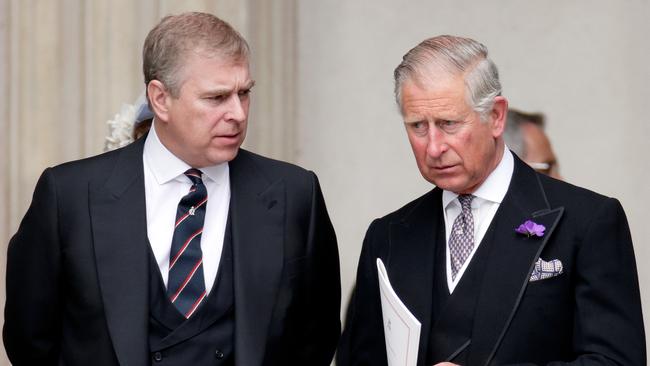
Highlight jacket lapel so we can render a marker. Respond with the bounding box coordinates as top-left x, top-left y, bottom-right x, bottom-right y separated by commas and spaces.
468, 156, 564, 366
89, 138, 150, 366
229, 150, 285, 366
387, 189, 441, 366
